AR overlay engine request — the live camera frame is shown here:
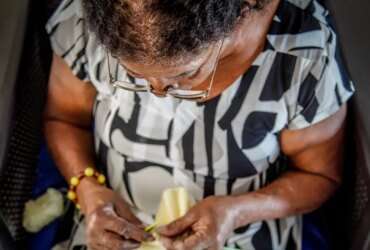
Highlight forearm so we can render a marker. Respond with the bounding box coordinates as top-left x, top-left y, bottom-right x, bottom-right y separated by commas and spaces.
44, 119, 96, 183
231, 169, 338, 228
